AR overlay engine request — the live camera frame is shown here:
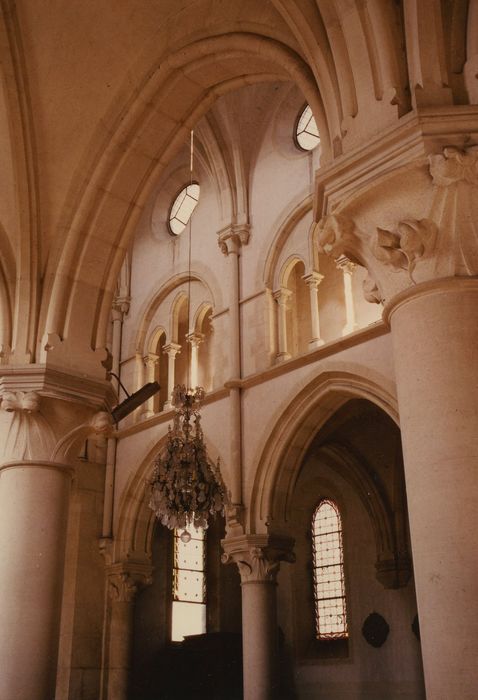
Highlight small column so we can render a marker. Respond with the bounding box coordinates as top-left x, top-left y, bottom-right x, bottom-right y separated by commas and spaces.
217, 224, 250, 506
162, 342, 181, 409
186, 332, 204, 388
141, 353, 159, 417
104, 298, 128, 537
273, 288, 292, 362
106, 565, 152, 700
222, 535, 295, 700
336, 255, 358, 336
302, 272, 325, 349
